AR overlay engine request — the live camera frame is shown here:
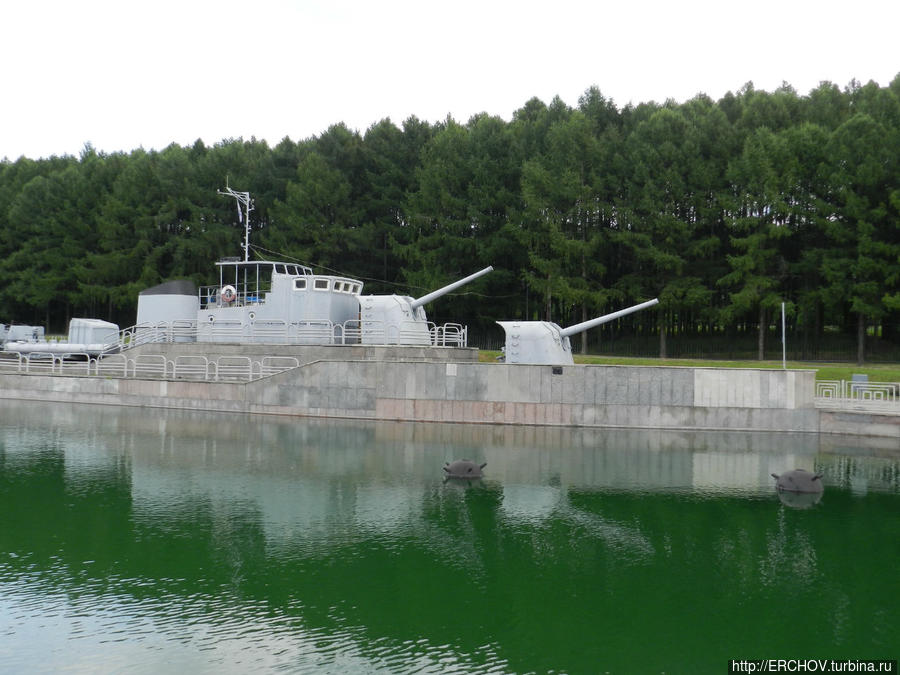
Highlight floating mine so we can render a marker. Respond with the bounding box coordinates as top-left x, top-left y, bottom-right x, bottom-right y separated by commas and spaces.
443, 459, 487, 479
771, 469, 824, 509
